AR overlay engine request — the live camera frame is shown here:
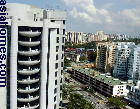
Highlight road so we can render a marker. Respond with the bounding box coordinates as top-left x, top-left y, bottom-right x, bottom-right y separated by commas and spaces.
64, 71, 110, 109
75, 88, 110, 109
